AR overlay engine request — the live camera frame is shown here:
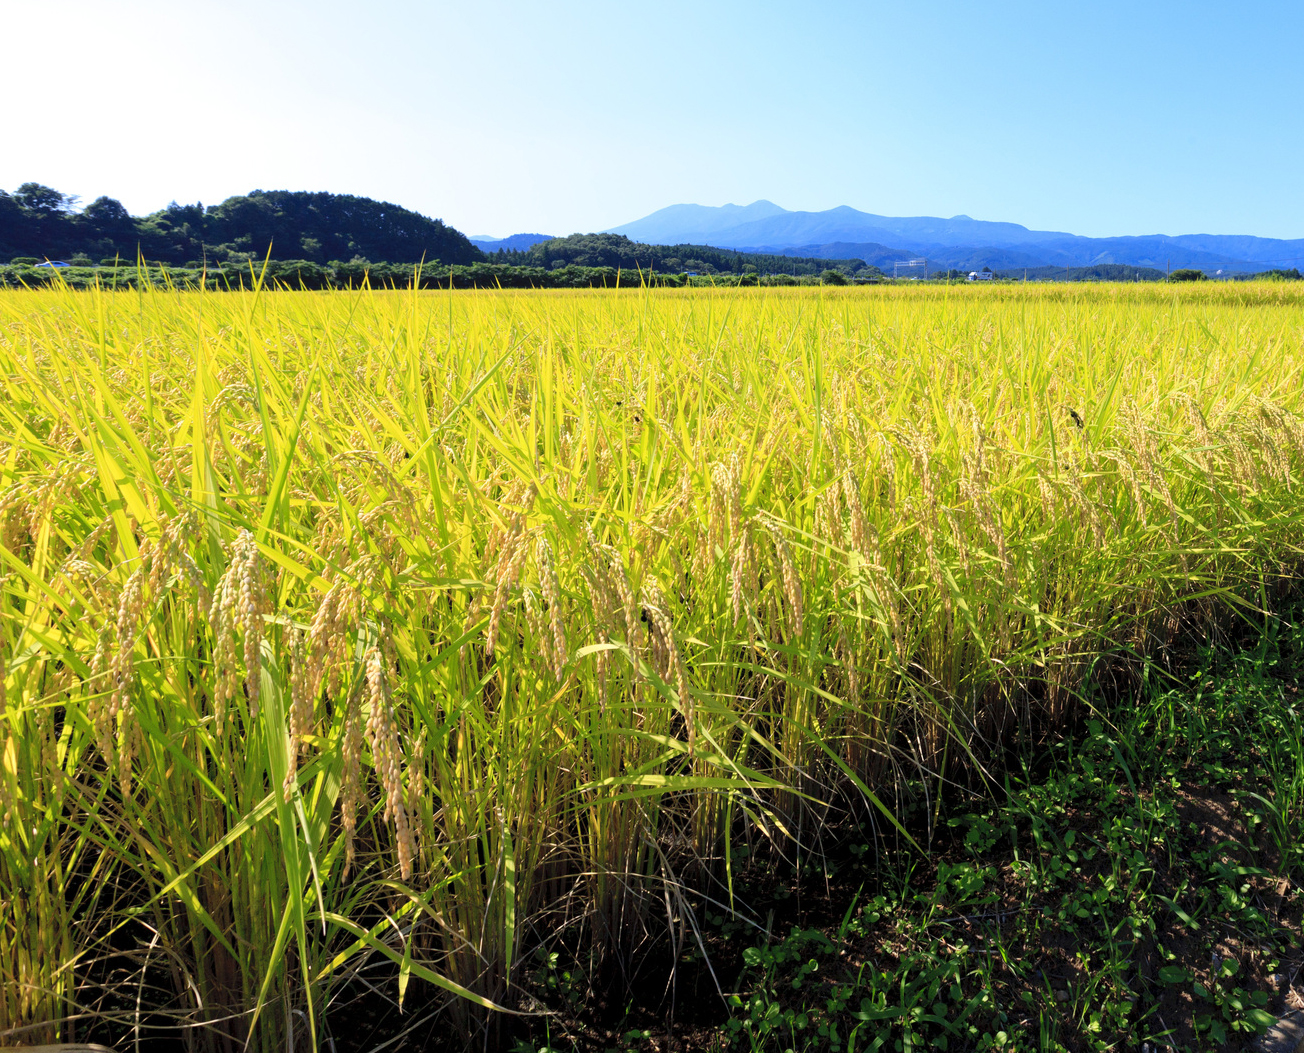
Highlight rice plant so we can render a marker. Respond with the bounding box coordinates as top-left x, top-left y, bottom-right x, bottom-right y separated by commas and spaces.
1, 278, 1303, 1049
